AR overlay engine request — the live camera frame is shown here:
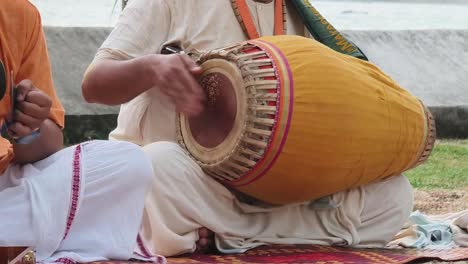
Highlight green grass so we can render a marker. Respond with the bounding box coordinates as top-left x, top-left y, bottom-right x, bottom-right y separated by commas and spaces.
406, 139, 468, 190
